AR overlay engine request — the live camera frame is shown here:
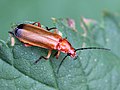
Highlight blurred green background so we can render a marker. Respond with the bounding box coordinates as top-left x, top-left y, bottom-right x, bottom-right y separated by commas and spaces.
0, 0, 120, 40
